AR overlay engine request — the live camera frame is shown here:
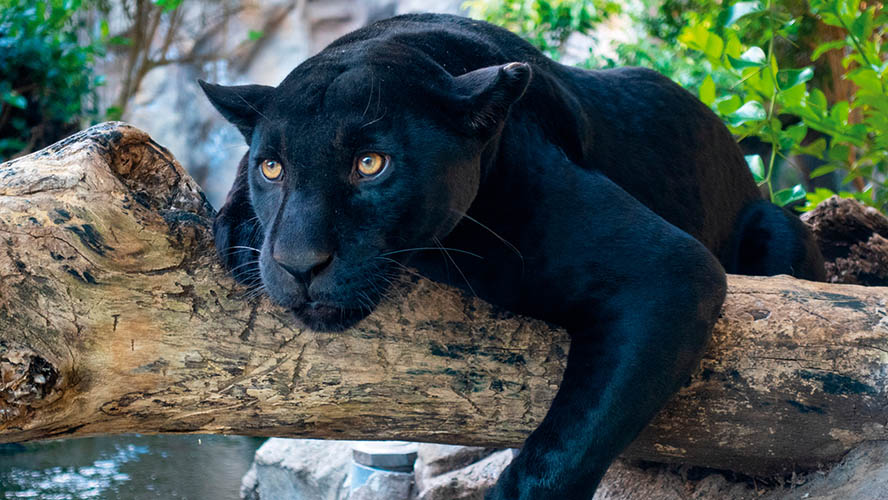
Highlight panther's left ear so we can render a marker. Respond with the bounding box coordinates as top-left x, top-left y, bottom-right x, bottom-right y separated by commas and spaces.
198, 80, 274, 143
451, 62, 532, 134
